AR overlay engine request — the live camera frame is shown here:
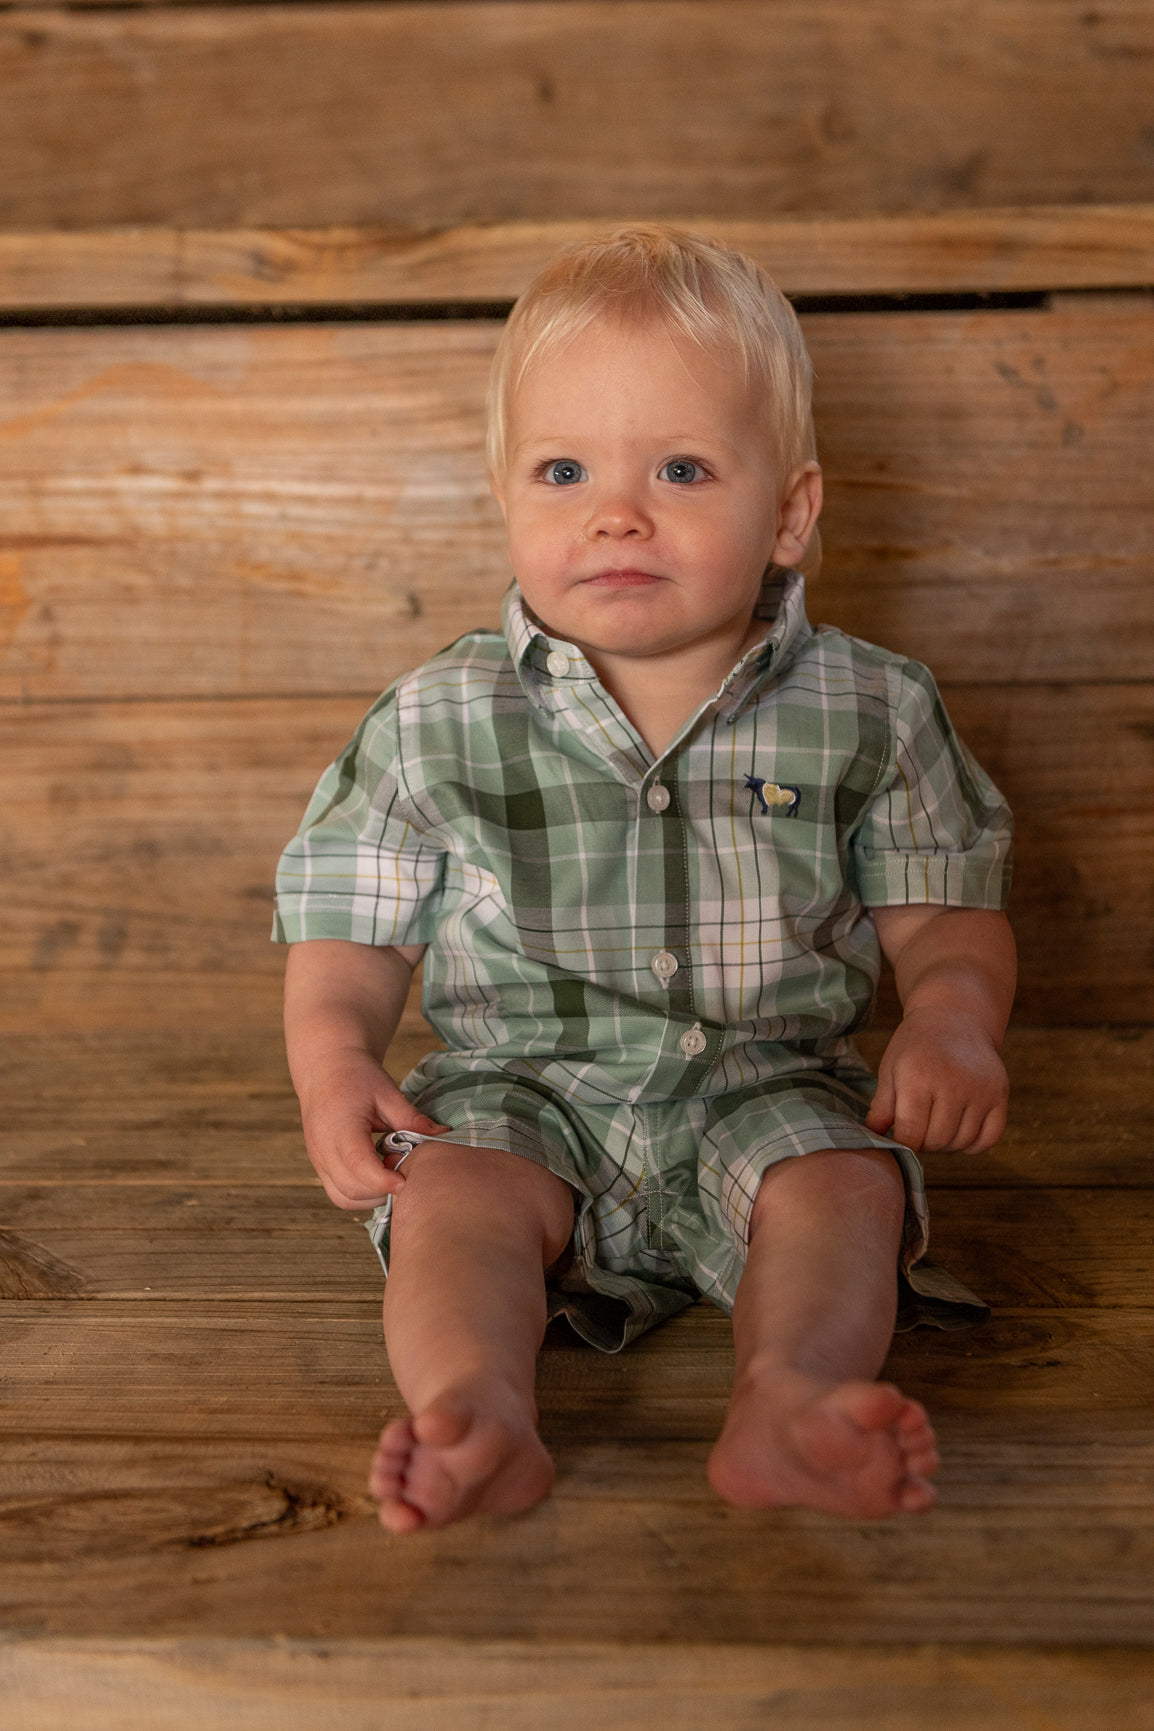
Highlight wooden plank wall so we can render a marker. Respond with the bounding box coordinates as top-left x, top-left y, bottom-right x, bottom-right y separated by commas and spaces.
1, 3, 1153, 1726
3, 2, 1154, 226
